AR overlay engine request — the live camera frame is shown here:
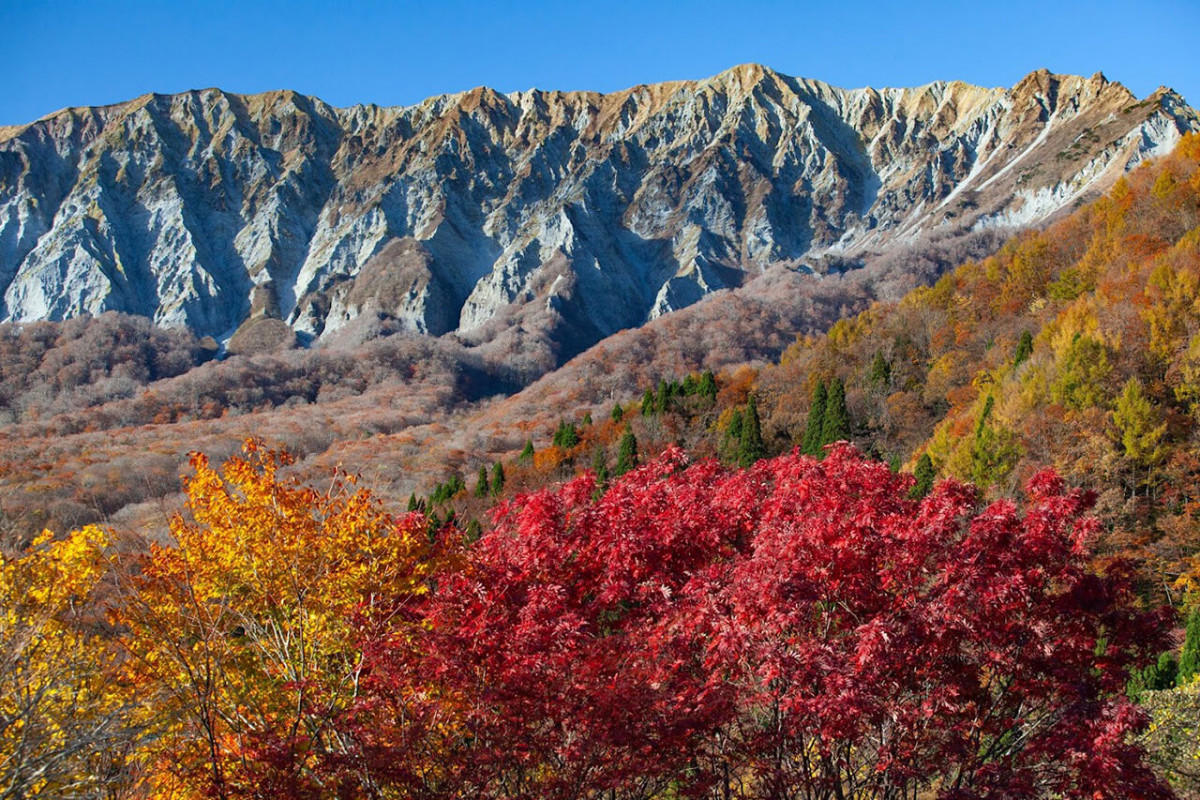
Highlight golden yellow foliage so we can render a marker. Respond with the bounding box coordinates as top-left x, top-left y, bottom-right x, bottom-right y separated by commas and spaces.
115, 439, 437, 798
1, 526, 132, 797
